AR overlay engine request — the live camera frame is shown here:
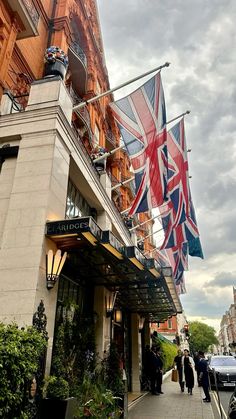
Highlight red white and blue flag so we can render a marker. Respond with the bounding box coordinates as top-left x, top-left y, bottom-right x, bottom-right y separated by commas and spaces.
110, 72, 168, 215
158, 118, 203, 286
166, 118, 190, 227
160, 119, 200, 251
153, 247, 186, 293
